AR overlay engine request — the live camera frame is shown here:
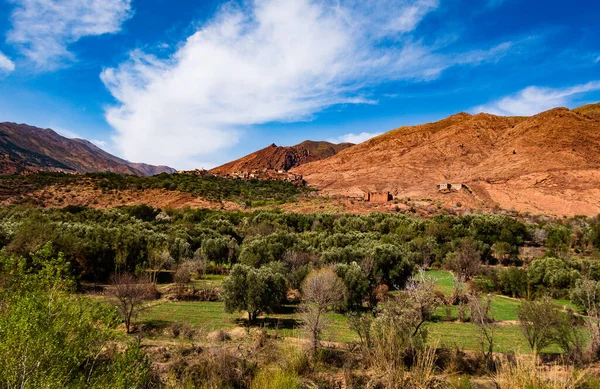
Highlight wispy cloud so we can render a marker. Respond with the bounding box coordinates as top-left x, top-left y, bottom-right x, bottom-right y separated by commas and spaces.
328, 132, 382, 145
7, 0, 132, 70
55, 127, 109, 150
102, 0, 514, 168
473, 81, 600, 116
596, 55, 600, 63
0, 51, 15, 73
91, 139, 108, 148
54, 127, 80, 139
